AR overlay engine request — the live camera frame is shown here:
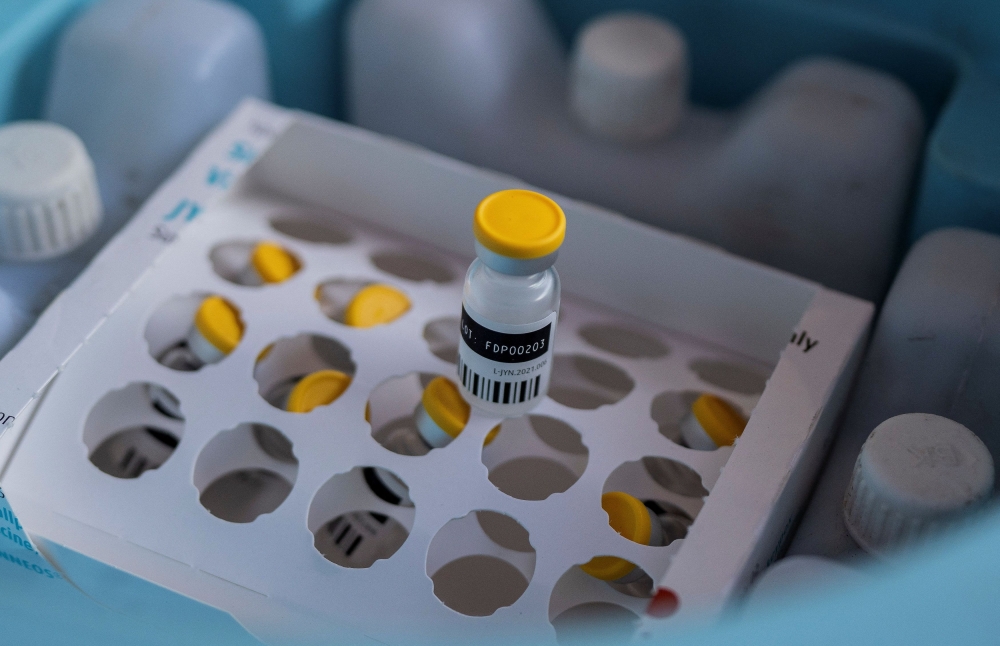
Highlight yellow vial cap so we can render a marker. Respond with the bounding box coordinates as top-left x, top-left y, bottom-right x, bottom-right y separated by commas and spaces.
692, 393, 747, 447
343, 284, 411, 328
483, 423, 502, 447
580, 492, 652, 581
474, 189, 566, 259
251, 241, 299, 284
286, 370, 352, 413
194, 295, 244, 354
422, 377, 470, 438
